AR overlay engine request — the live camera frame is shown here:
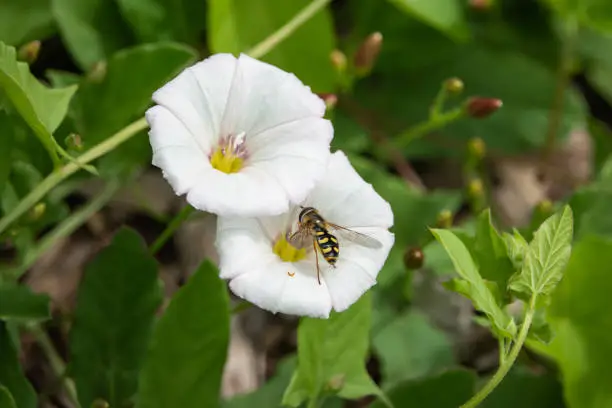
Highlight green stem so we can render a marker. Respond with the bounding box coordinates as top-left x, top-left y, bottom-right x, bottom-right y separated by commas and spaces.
0, 117, 148, 235
460, 295, 537, 408
231, 300, 252, 315
307, 395, 320, 408
27, 324, 81, 408
247, 0, 332, 59
149, 205, 195, 256
395, 107, 464, 149
7, 181, 121, 279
